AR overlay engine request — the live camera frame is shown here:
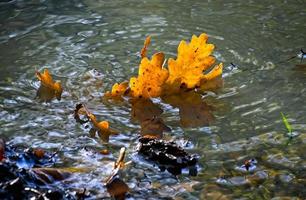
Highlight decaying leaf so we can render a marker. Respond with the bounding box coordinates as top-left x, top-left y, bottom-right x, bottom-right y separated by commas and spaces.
129, 52, 169, 98
36, 69, 63, 101
140, 36, 151, 58
104, 81, 129, 99
166, 33, 223, 92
